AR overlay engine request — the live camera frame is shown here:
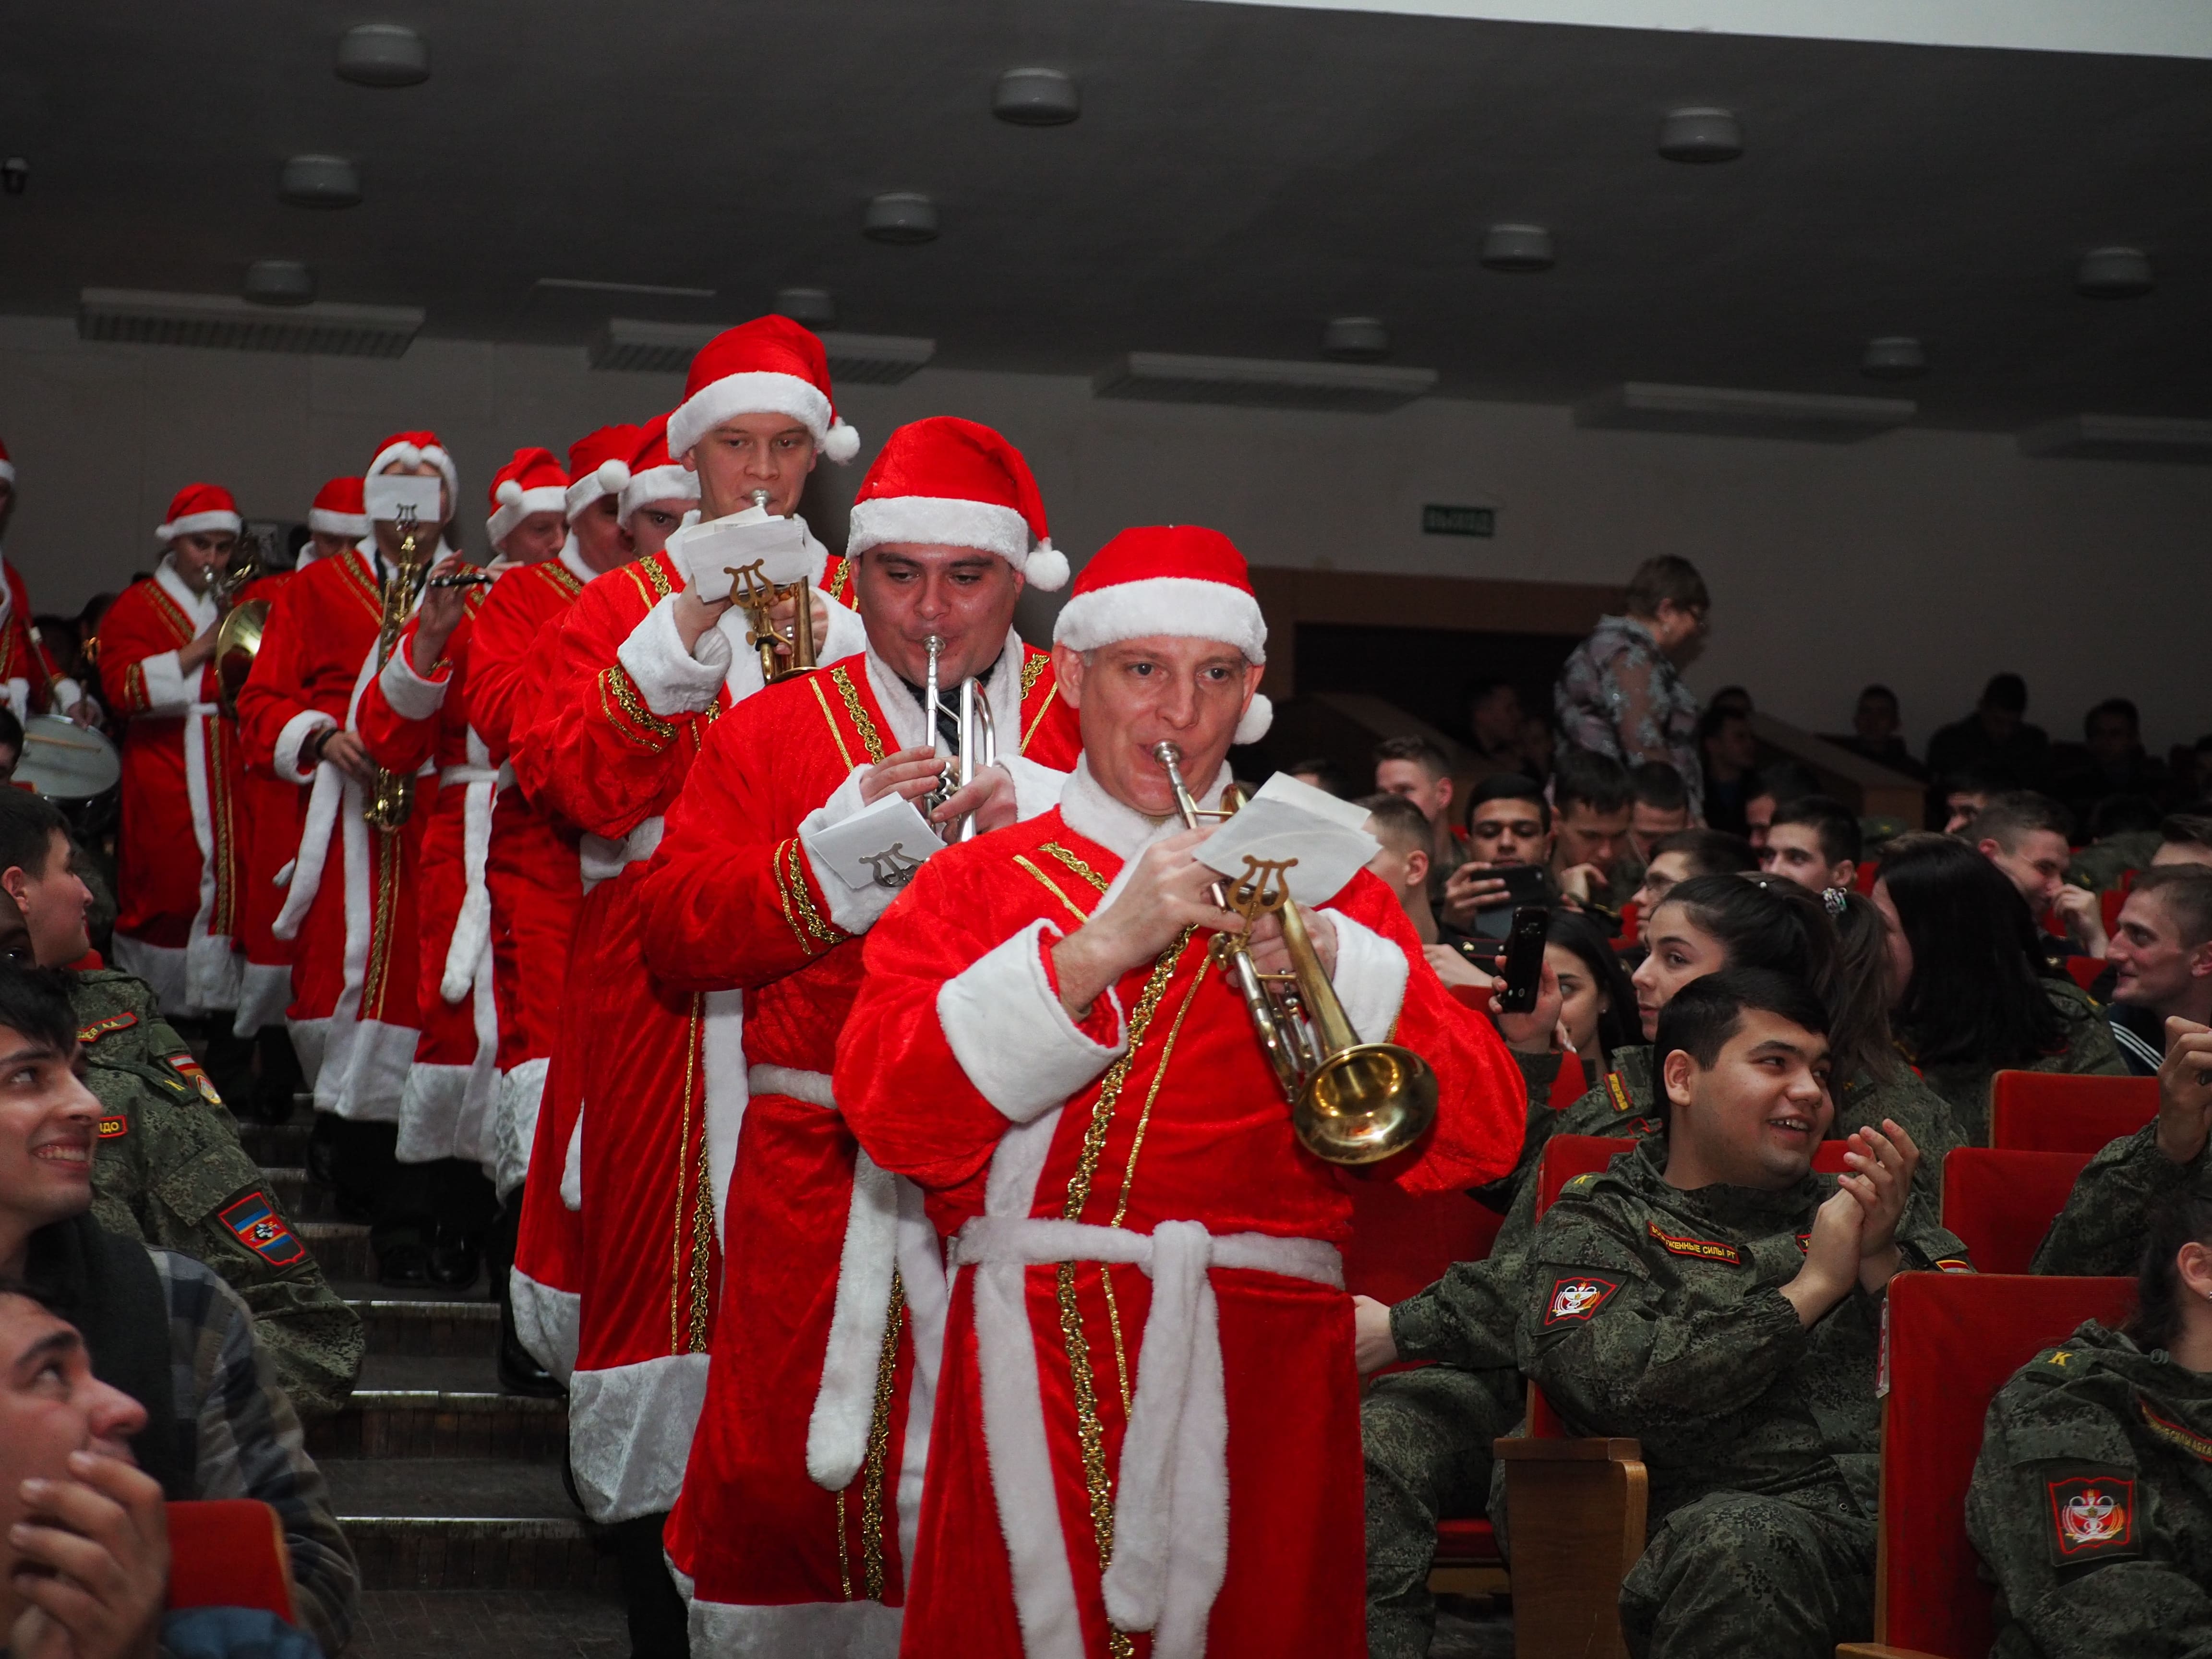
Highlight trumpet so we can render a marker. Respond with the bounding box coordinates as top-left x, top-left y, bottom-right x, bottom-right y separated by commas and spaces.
922, 633, 997, 842
725, 489, 816, 684
362, 506, 435, 830
1154, 740, 1439, 1166
211, 529, 270, 720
